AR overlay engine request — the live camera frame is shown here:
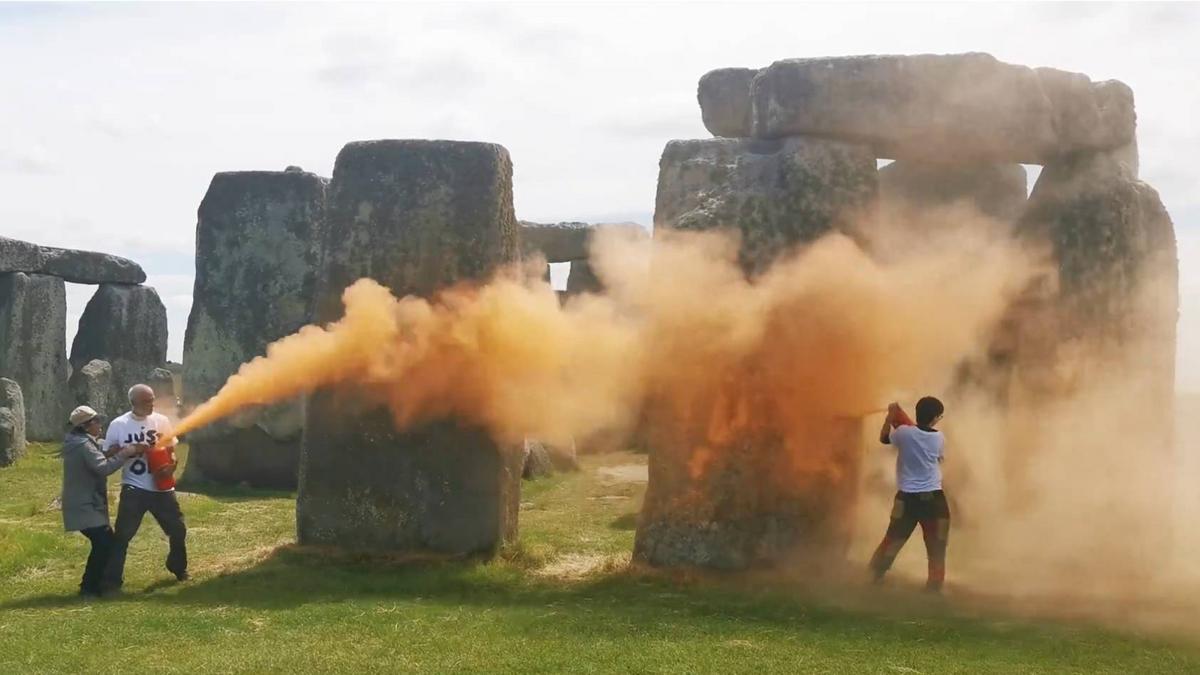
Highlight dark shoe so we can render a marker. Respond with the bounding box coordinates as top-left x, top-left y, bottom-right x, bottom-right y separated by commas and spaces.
175, 571, 190, 582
